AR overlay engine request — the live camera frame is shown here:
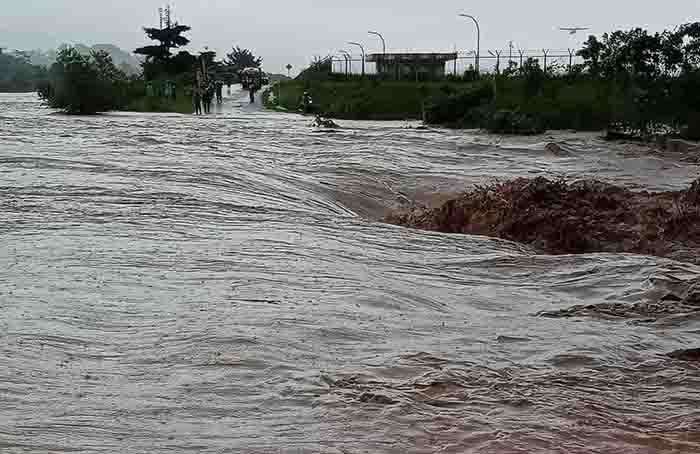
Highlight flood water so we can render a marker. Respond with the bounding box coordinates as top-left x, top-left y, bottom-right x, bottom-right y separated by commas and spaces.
1, 91, 699, 453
